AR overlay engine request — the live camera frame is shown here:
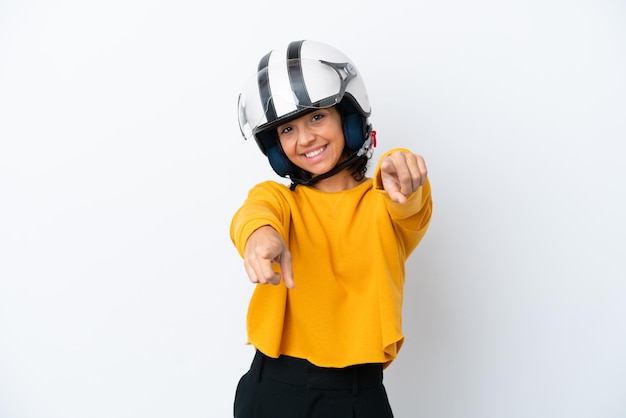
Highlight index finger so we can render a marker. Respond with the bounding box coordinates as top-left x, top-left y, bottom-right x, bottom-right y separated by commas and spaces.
390, 153, 416, 197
